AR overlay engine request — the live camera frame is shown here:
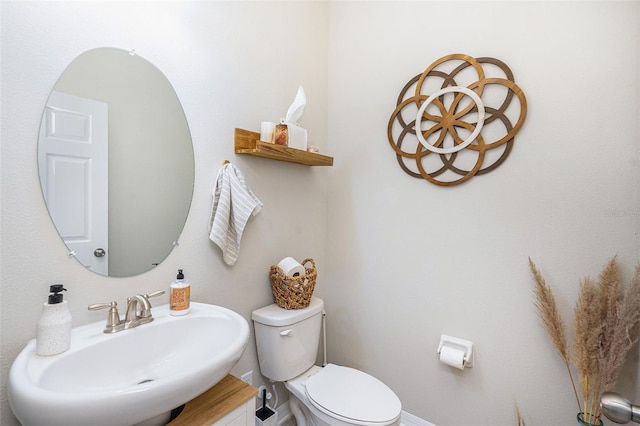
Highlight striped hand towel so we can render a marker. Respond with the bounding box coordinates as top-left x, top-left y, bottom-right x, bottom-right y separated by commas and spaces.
208, 163, 263, 265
